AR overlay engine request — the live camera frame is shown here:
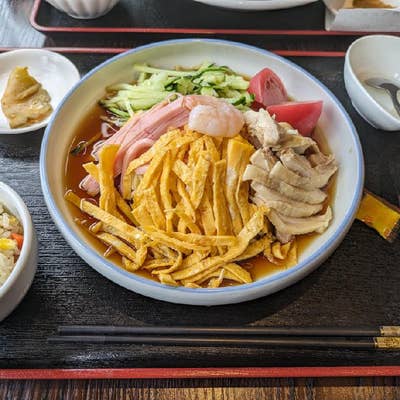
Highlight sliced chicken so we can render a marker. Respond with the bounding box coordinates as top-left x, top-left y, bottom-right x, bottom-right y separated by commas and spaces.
251, 182, 323, 218
243, 164, 266, 184
249, 148, 277, 172
280, 148, 337, 188
268, 207, 332, 236
265, 176, 327, 204
269, 162, 317, 190
263, 148, 278, 170
270, 159, 336, 191
244, 160, 327, 205
308, 151, 335, 167
241, 108, 337, 243
275, 230, 293, 244
280, 148, 314, 177
272, 132, 318, 155
244, 109, 284, 147
249, 149, 269, 170
314, 158, 338, 180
